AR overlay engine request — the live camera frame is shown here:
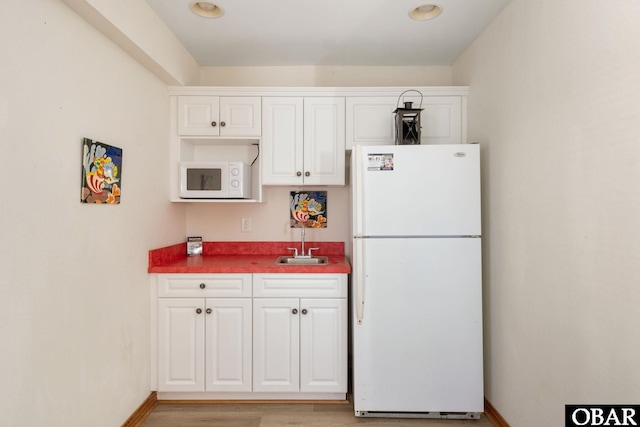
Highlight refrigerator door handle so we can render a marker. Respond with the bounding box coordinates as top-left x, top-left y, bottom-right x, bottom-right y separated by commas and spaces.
353, 145, 363, 237
353, 145, 365, 324
355, 237, 365, 324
